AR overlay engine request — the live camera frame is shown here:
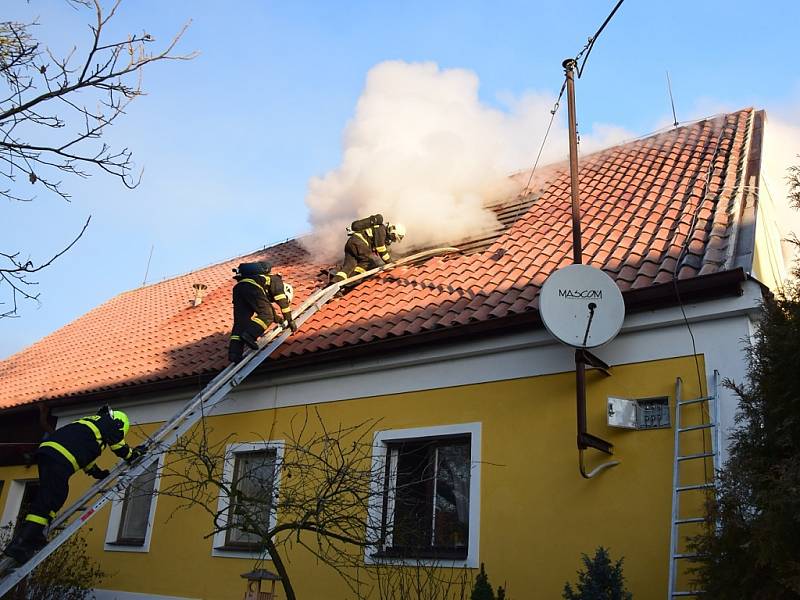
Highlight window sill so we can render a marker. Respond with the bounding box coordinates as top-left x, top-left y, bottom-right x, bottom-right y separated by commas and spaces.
211, 545, 270, 560
103, 540, 150, 554
106, 540, 145, 547
371, 548, 469, 561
